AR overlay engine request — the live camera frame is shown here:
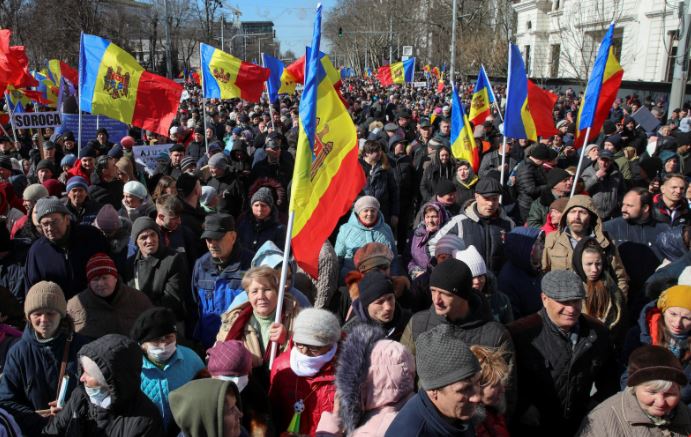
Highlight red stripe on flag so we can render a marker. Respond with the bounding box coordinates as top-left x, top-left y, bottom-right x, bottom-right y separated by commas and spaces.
574, 69, 624, 148
236, 61, 270, 102
132, 71, 183, 137
291, 145, 365, 278
376, 66, 394, 86
527, 80, 558, 138
286, 56, 306, 84
469, 109, 490, 127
